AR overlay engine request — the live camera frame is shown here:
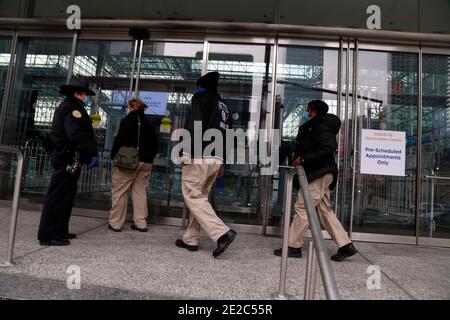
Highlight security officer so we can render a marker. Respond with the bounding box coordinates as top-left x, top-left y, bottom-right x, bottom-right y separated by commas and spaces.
37, 78, 99, 246
175, 71, 237, 258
